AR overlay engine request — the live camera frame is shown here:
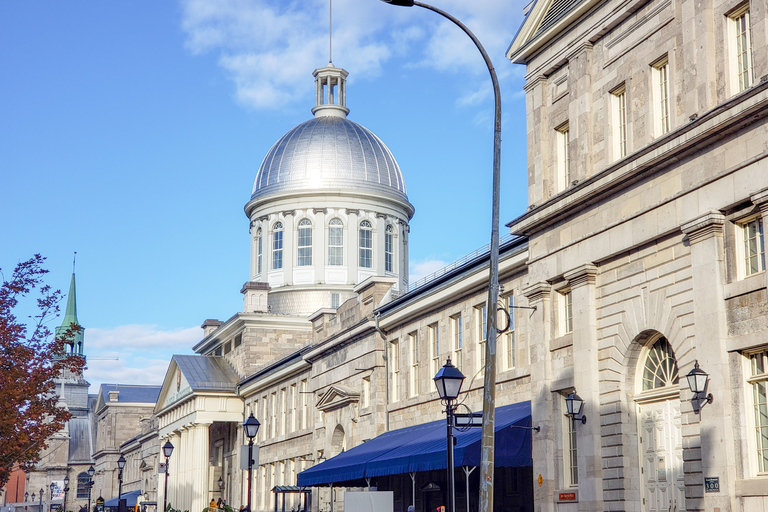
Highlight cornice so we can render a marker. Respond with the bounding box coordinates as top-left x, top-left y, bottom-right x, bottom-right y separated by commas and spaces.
564, 264, 598, 288
522, 282, 552, 303
681, 211, 725, 244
